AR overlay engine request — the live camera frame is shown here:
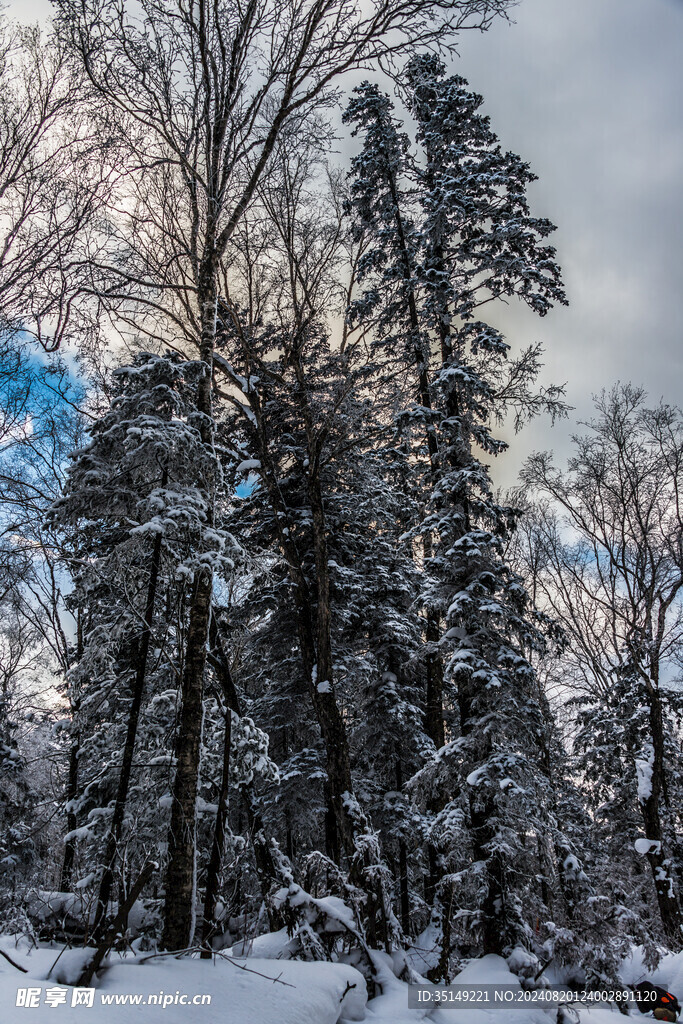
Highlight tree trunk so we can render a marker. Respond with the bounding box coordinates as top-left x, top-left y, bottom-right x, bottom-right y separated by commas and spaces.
433, 879, 454, 982
162, 261, 217, 950
459, 681, 507, 956
250, 391, 366, 865
204, 616, 282, 935
162, 564, 212, 950
242, 792, 282, 928
399, 837, 410, 937
200, 698, 232, 957
324, 783, 341, 865
395, 757, 411, 936
381, 144, 447, 754
307, 466, 364, 863
424, 570, 445, 751
201, 625, 237, 955
61, 610, 84, 893
77, 861, 156, 988
59, 731, 80, 892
